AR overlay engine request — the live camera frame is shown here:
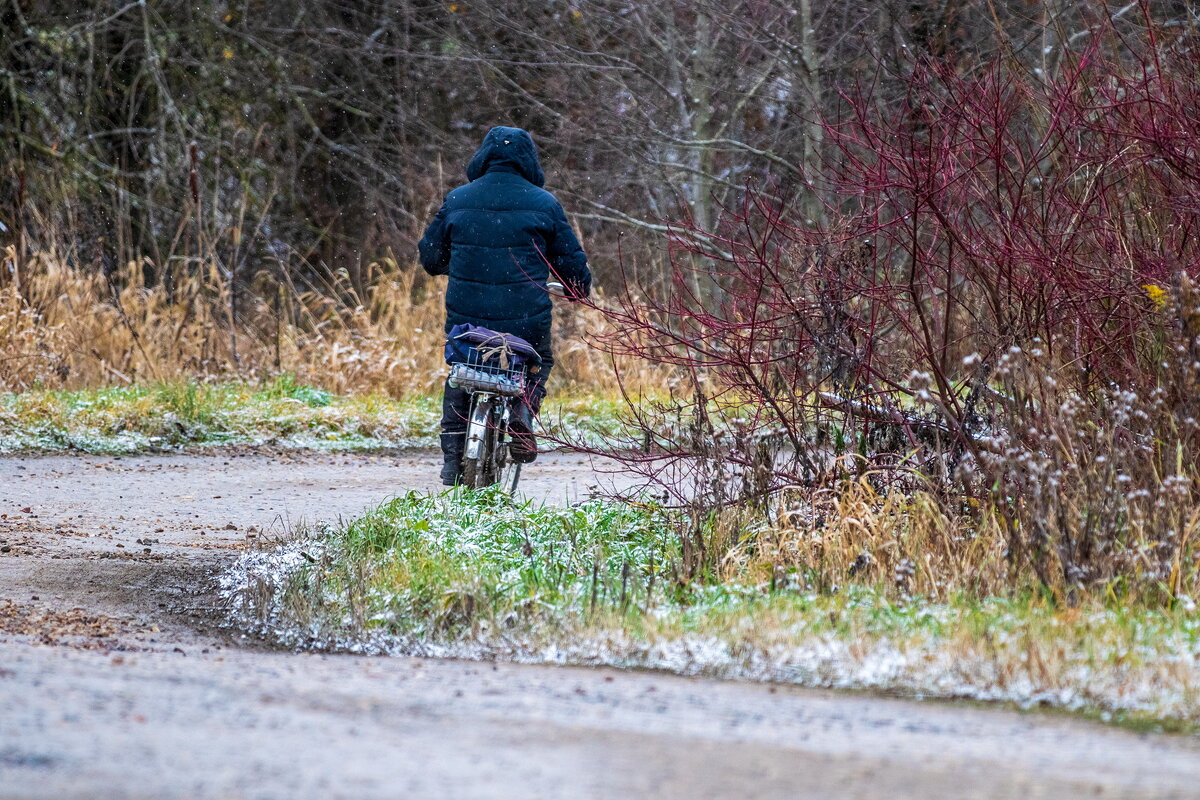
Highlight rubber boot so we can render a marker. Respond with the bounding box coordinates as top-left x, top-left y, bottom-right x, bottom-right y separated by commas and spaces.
509, 375, 546, 465
508, 402, 537, 464
440, 432, 465, 486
